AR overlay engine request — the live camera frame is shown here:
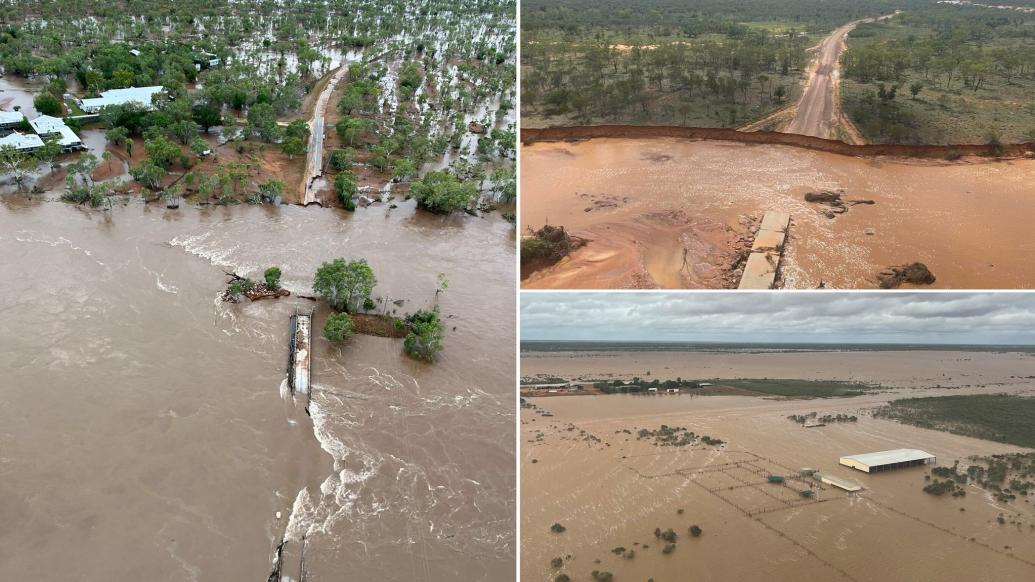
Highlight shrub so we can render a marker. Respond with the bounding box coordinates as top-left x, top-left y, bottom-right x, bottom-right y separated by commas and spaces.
689, 525, 703, 537
550, 523, 566, 533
